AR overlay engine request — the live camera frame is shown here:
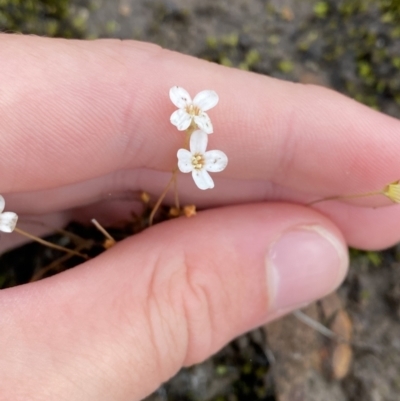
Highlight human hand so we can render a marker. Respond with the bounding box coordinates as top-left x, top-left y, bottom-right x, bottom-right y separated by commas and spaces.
1, 35, 400, 400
